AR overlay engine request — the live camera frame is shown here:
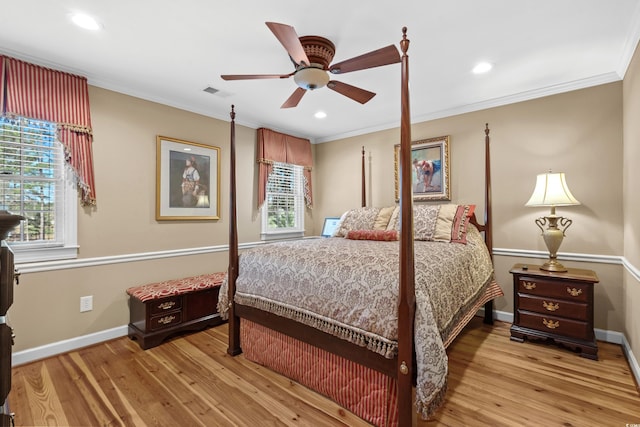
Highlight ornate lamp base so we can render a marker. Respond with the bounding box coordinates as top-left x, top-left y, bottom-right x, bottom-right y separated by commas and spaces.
540, 258, 568, 272
535, 209, 573, 273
